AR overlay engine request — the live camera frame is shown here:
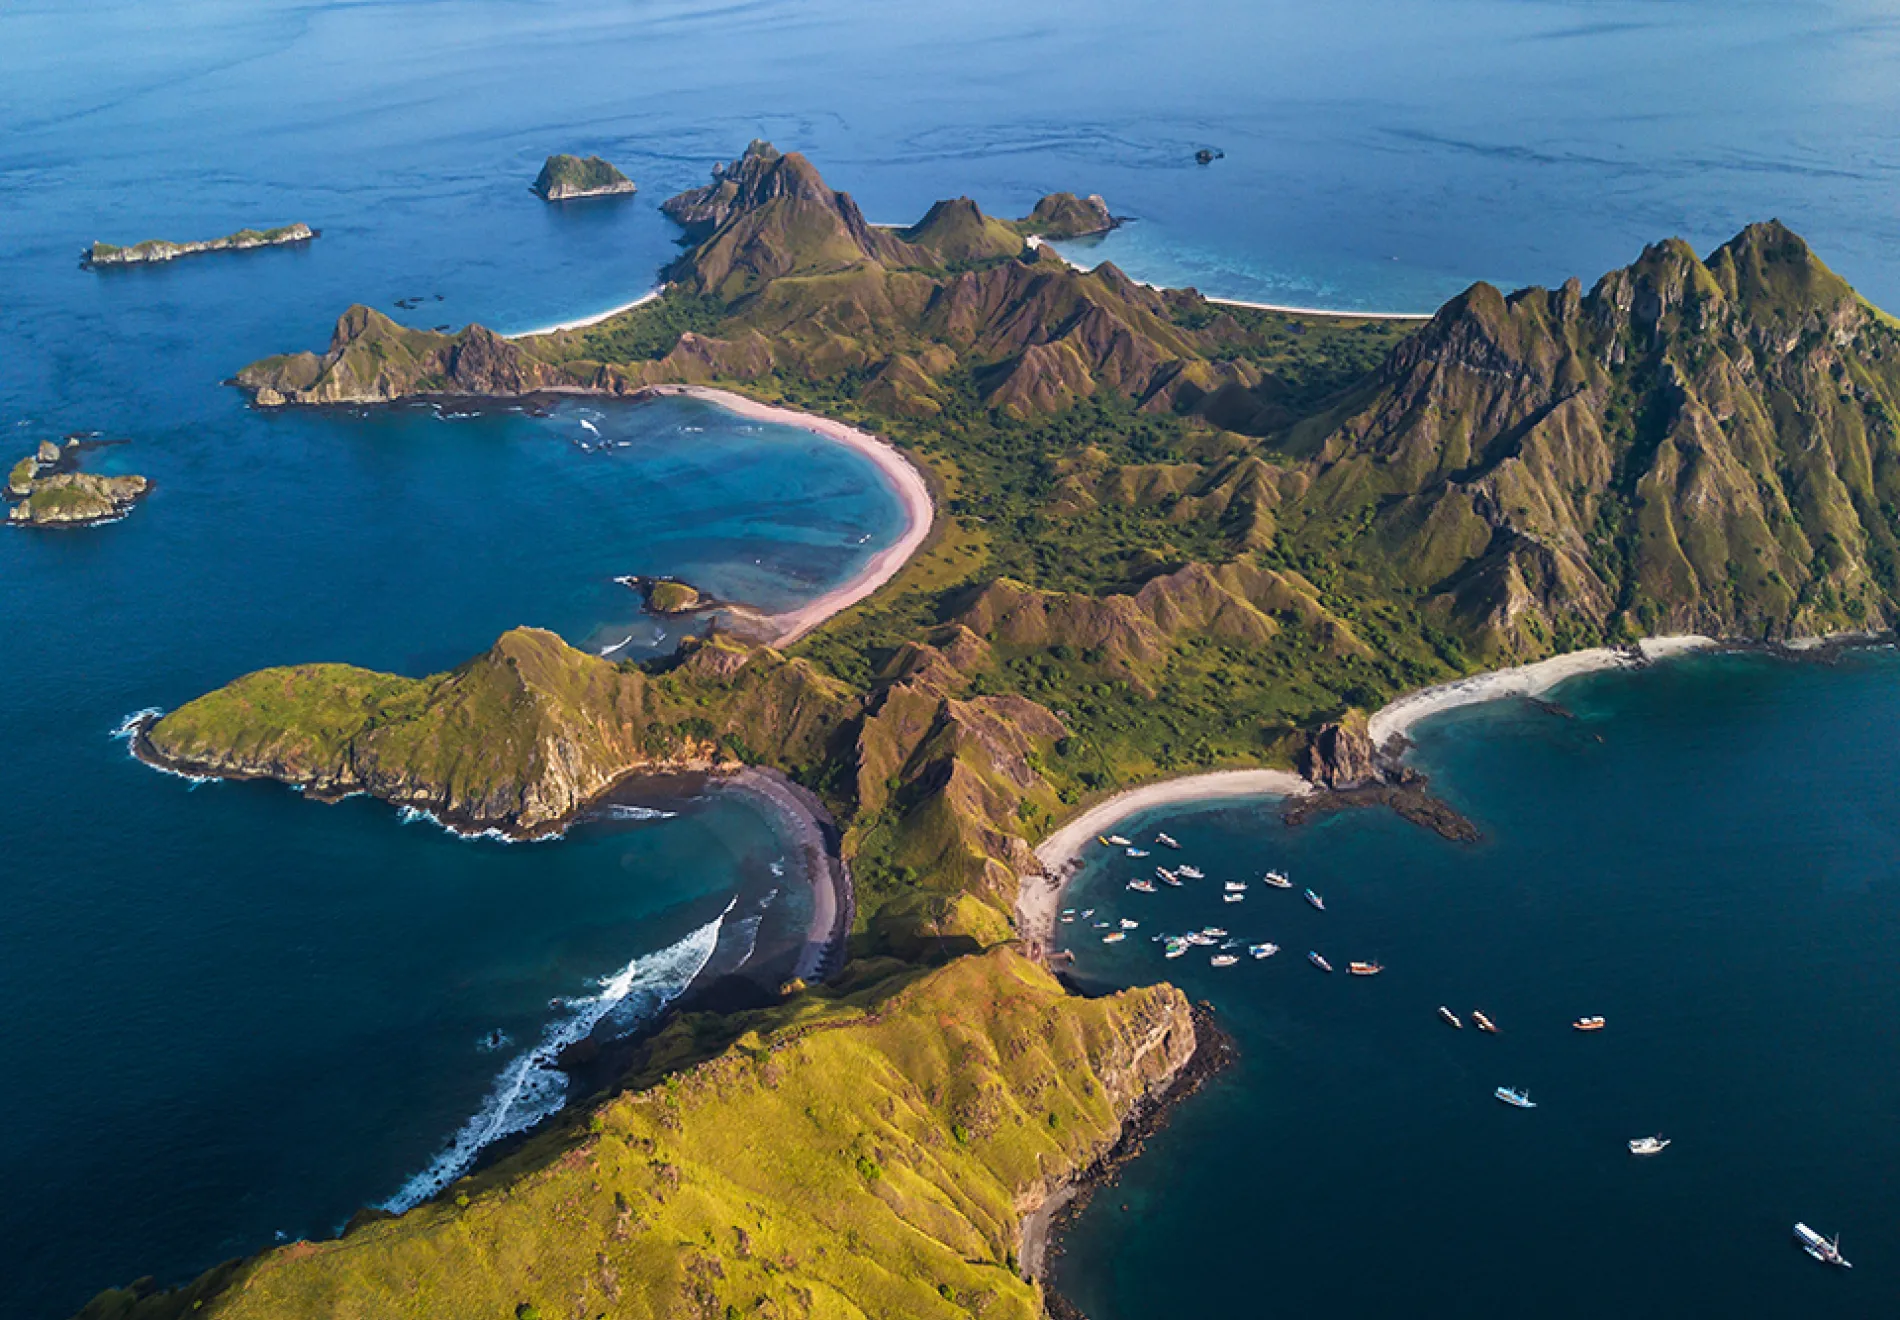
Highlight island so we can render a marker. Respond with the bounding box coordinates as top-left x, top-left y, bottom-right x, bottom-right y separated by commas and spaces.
84, 145, 1900, 1319
82, 223, 315, 267
6, 438, 149, 527
532, 153, 636, 201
